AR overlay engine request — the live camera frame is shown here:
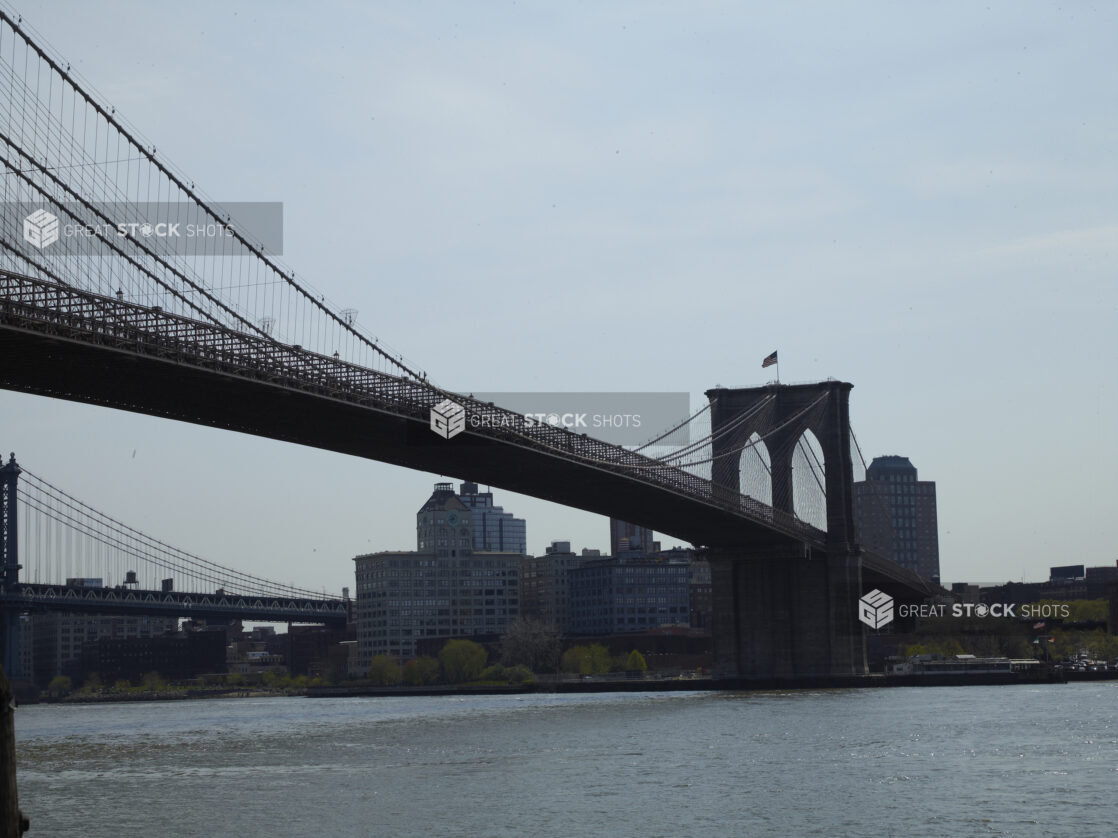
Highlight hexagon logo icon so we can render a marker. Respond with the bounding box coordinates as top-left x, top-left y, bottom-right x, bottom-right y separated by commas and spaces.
430, 398, 466, 439
858, 589, 894, 629
23, 209, 59, 249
